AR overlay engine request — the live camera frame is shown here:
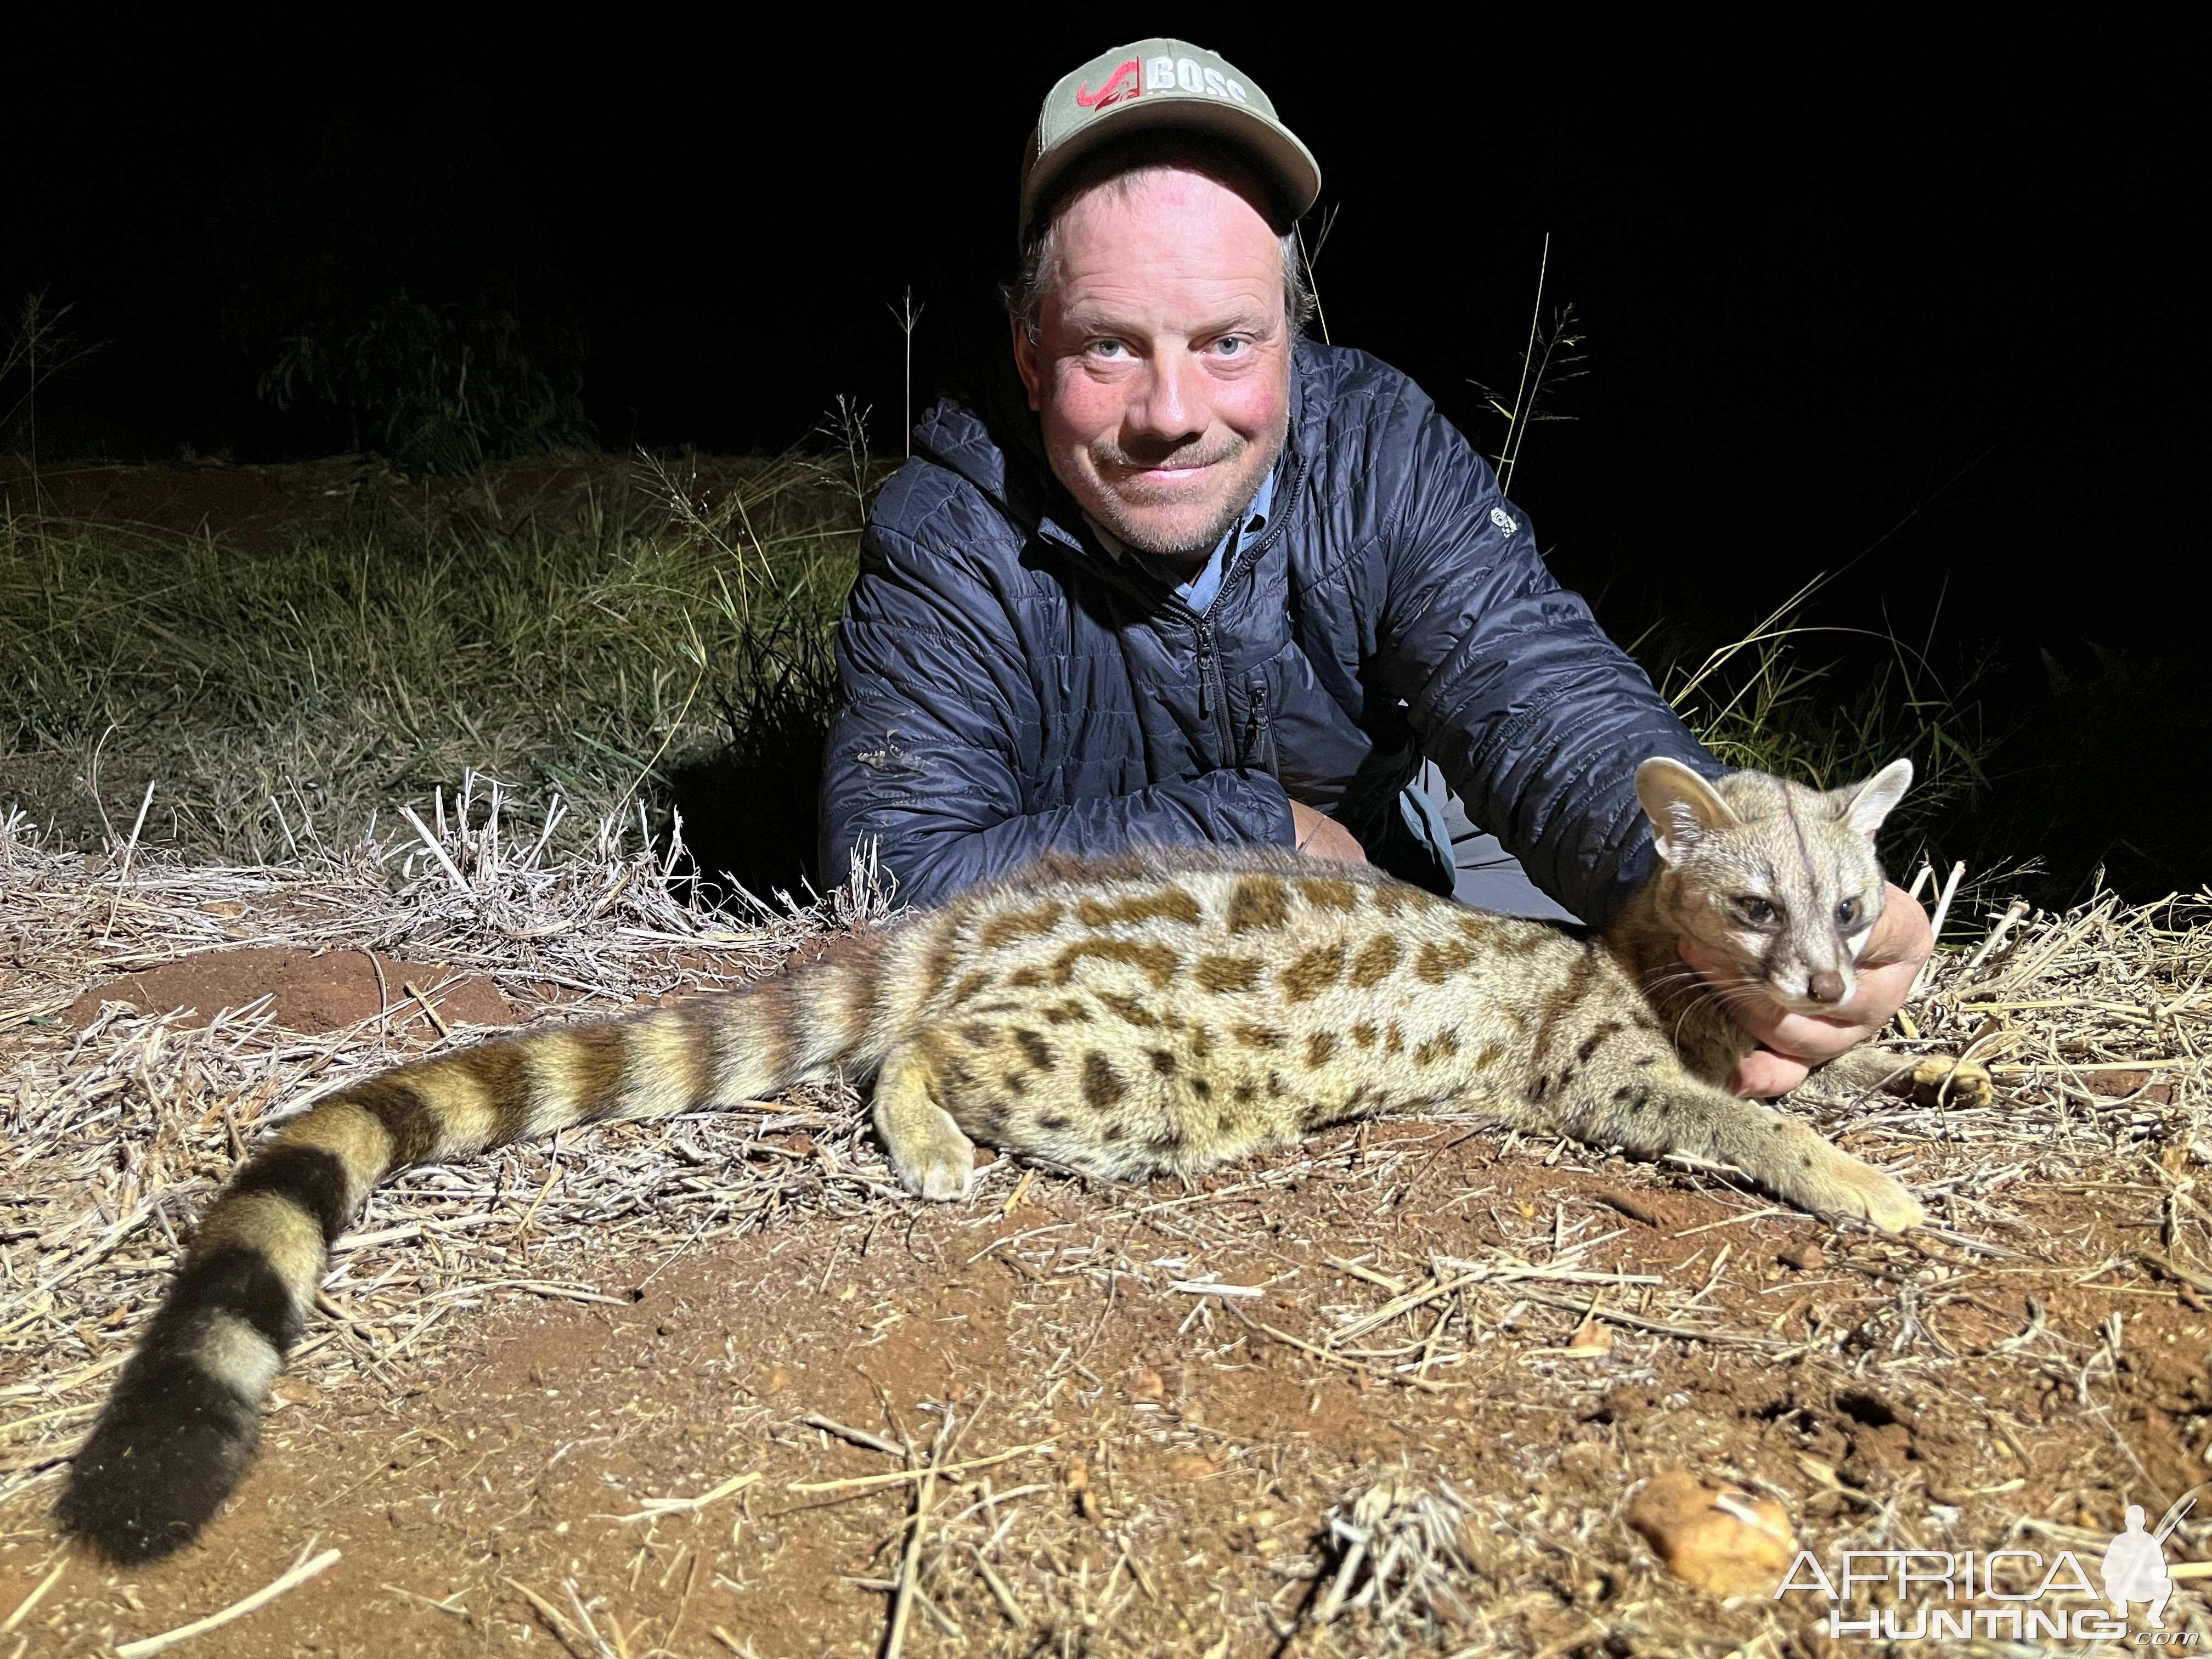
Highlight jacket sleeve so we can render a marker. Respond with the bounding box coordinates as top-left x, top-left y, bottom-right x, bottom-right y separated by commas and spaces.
821, 514, 1296, 909
1371, 398, 1721, 927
